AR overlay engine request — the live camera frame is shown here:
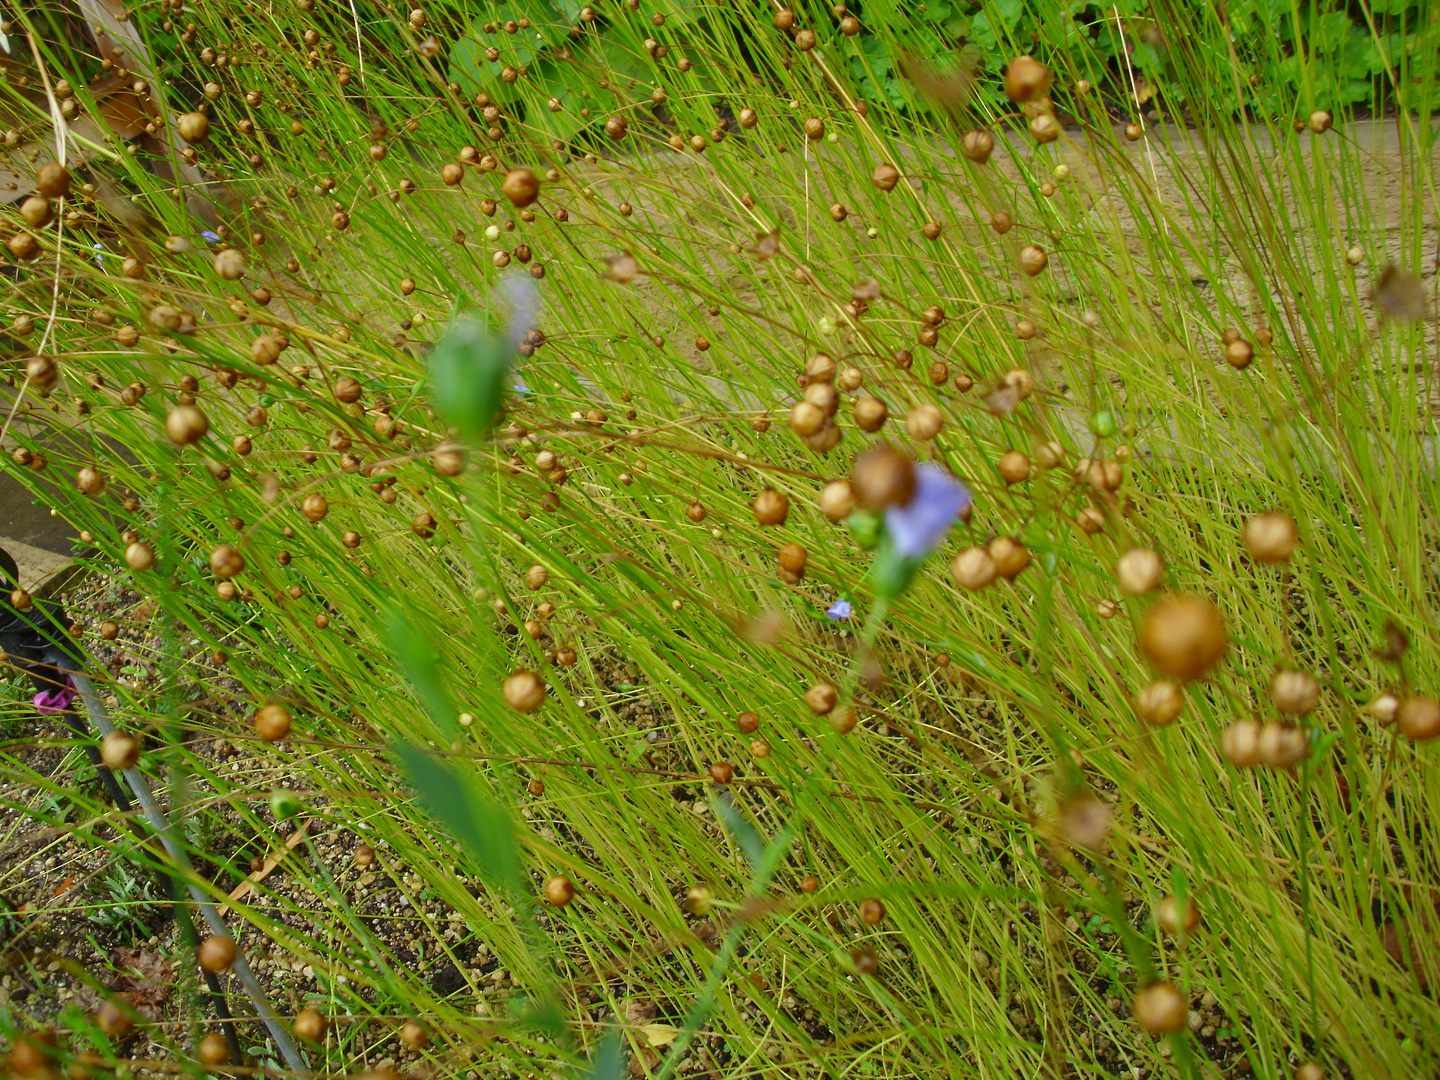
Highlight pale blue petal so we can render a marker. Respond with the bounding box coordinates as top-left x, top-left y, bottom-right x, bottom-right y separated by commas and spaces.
884, 465, 971, 558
